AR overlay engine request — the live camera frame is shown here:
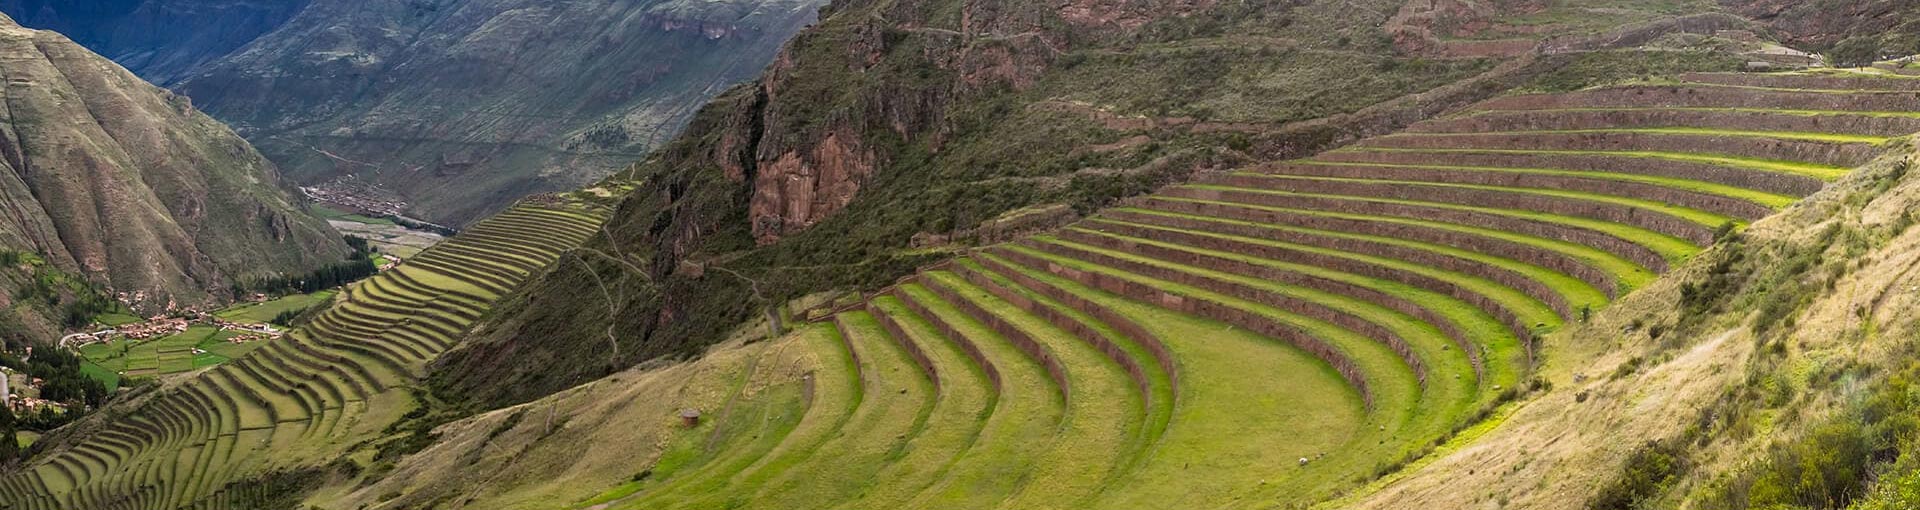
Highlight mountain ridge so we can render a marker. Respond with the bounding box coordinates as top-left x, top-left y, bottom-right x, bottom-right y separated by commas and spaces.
0, 11, 347, 311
